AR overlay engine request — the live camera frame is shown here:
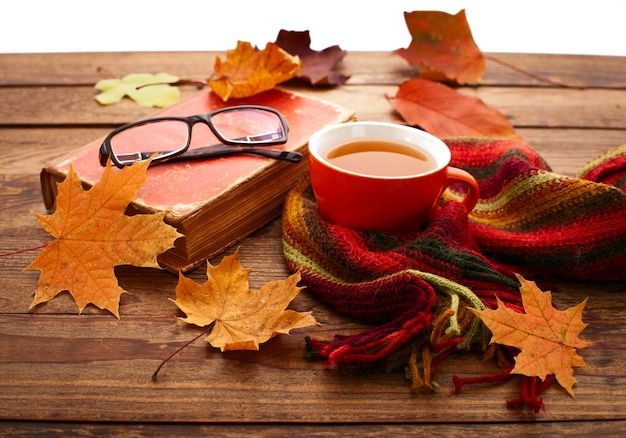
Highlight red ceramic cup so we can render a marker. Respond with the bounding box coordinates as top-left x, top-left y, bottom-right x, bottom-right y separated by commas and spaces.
308, 122, 479, 232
